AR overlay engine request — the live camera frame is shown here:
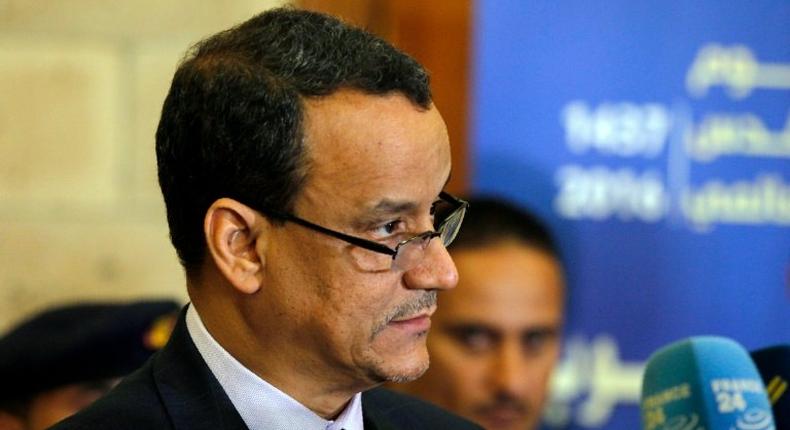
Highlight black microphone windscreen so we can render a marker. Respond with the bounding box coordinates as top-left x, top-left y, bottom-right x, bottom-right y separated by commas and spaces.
751, 345, 790, 429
